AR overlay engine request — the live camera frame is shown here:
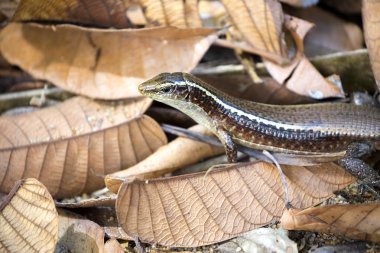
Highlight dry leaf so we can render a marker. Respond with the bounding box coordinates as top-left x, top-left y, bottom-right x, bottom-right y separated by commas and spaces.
56, 196, 116, 209
105, 125, 224, 193
138, 0, 202, 28
13, 0, 135, 28
264, 16, 345, 99
0, 96, 167, 198
104, 238, 124, 253
286, 6, 363, 57
0, 178, 58, 253
57, 209, 106, 253
363, 0, 380, 90
220, 0, 286, 63
281, 202, 380, 242
0, 23, 217, 99
116, 161, 355, 247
